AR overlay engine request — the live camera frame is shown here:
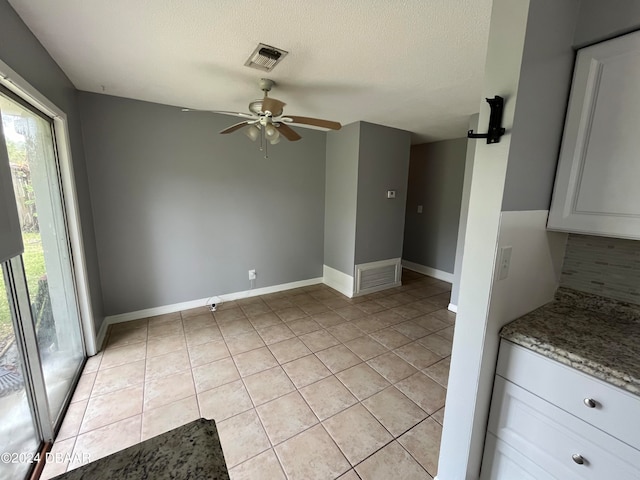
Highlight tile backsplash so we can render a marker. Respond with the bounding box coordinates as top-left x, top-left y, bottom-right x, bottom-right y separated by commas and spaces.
561, 234, 640, 305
